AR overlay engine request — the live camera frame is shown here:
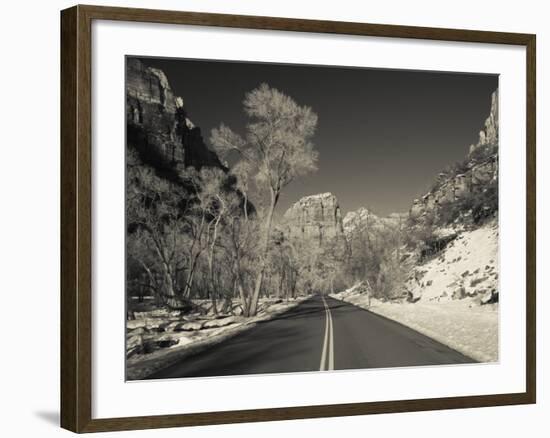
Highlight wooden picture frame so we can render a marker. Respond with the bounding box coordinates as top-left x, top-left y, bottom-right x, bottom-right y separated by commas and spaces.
61, 4, 536, 433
